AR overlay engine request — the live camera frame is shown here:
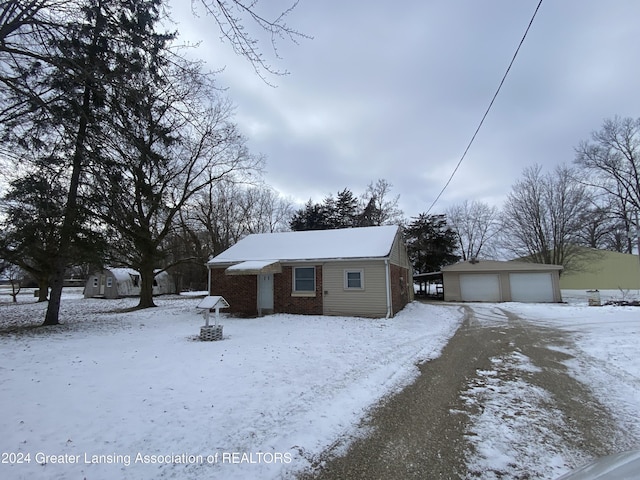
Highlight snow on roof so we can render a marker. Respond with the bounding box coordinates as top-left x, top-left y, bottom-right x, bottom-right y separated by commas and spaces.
108, 268, 140, 282
208, 225, 400, 265
105, 268, 168, 281
442, 260, 563, 272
